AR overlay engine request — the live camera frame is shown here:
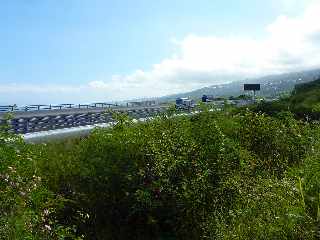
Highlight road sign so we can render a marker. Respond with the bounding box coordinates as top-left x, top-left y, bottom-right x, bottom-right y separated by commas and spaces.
244, 84, 260, 91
